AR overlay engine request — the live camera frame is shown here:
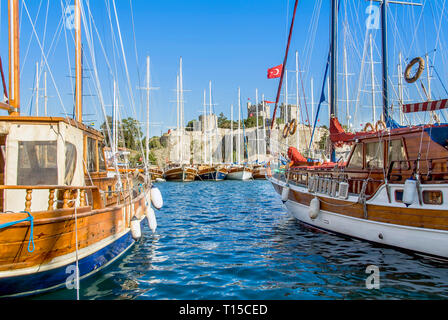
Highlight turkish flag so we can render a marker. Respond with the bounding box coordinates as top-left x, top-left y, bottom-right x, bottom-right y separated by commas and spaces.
264, 100, 275, 104
267, 64, 283, 79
